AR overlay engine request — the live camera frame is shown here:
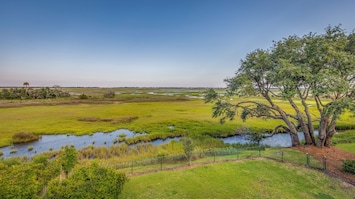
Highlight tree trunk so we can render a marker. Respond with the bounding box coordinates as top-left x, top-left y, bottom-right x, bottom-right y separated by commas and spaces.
280, 113, 300, 147
290, 131, 300, 147
324, 115, 337, 147
264, 94, 300, 146
299, 95, 316, 144
288, 98, 311, 145
324, 133, 334, 147
317, 116, 329, 147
